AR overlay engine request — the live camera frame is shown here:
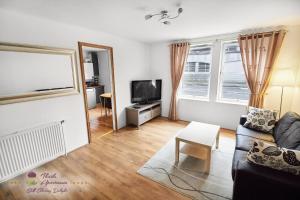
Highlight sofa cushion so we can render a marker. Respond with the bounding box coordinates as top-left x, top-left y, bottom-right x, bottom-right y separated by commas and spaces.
274, 112, 300, 141
276, 121, 300, 150
232, 149, 248, 180
243, 107, 277, 133
236, 135, 254, 151
247, 140, 300, 175
237, 125, 275, 142
236, 134, 275, 151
